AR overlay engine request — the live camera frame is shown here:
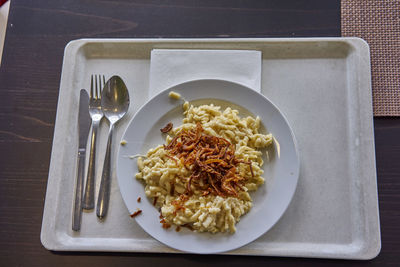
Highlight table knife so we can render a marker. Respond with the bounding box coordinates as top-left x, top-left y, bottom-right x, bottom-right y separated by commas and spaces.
72, 89, 91, 231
